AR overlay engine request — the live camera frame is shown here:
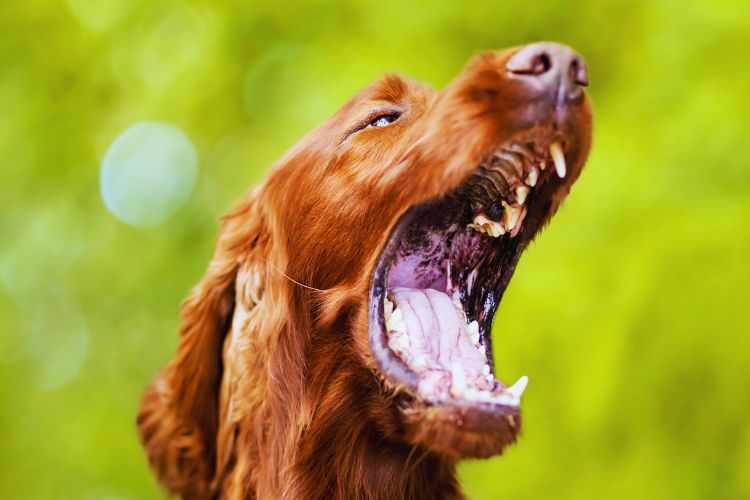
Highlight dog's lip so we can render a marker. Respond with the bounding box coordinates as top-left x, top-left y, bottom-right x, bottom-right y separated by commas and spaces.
366, 122, 584, 448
